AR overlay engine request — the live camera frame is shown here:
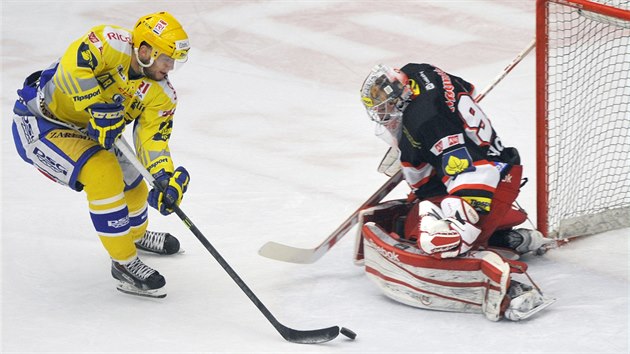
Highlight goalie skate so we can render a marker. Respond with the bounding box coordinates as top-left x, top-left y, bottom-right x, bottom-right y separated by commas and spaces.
504, 295, 556, 321
504, 281, 556, 321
